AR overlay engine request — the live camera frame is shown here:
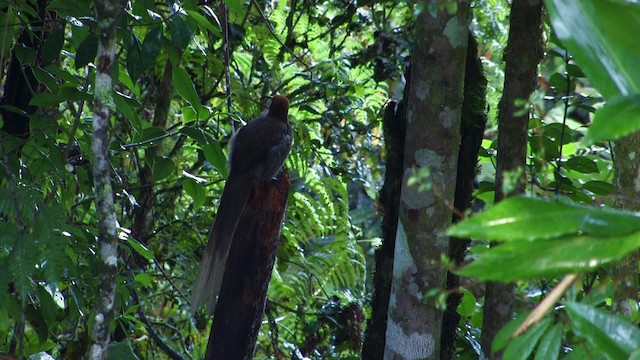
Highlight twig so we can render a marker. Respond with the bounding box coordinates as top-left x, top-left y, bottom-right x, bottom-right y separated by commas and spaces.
130, 287, 187, 360
512, 273, 580, 337
250, 0, 311, 74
